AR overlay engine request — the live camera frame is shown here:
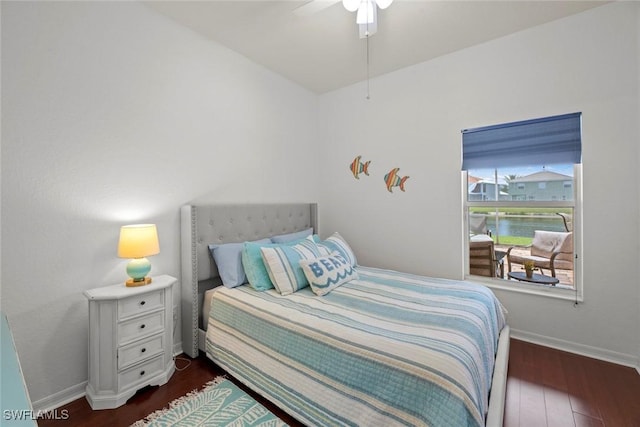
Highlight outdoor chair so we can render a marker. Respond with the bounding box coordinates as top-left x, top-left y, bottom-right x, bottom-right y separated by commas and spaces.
469, 240, 498, 277
469, 214, 491, 237
469, 235, 505, 278
556, 212, 573, 232
506, 230, 573, 278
